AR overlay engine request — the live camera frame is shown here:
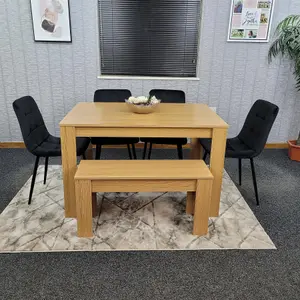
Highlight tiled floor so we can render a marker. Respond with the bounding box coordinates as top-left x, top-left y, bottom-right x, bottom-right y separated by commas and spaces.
0, 166, 276, 251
